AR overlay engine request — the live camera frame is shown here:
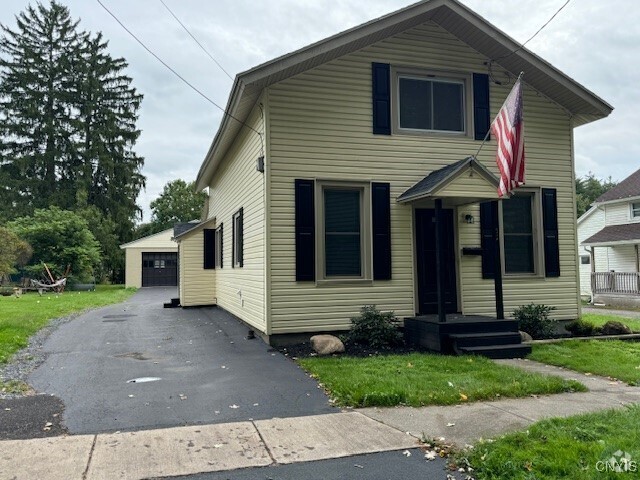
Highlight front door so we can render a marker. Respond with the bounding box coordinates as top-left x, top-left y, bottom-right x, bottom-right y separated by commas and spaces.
415, 208, 458, 314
